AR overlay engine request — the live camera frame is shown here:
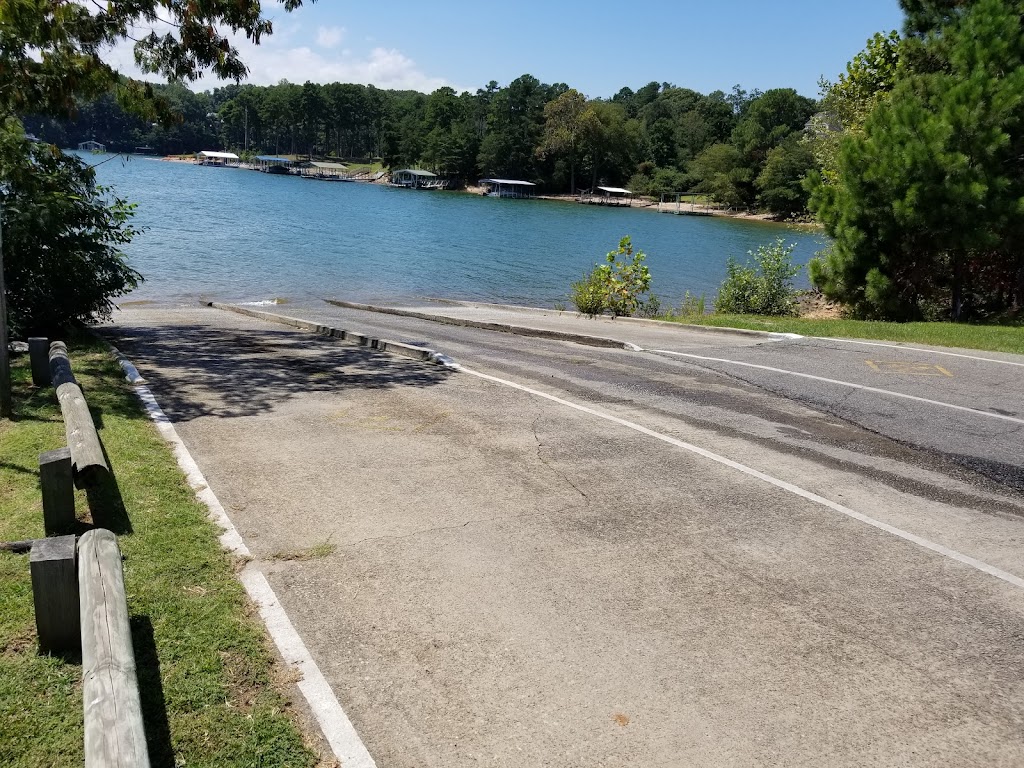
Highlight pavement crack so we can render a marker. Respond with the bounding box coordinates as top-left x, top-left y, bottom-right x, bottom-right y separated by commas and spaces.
532, 413, 590, 501
341, 507, 574, 548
